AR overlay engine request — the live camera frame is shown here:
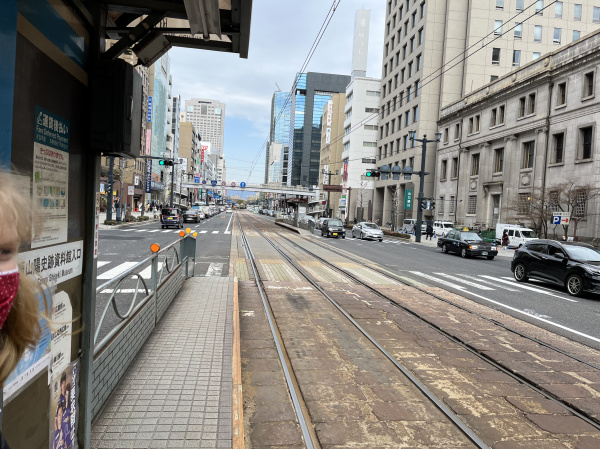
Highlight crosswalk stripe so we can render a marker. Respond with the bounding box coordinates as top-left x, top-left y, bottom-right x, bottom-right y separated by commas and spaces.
457, 274, 519, 291
98, 262, 138, 279
136, 230, 146, 233
200, 230, 207, 233
409, 271, 468, 291
212, 231, 219, 234
136, 266, 152, 279
97, 261, 110, 268
120, 229, 134, 232
162, 230, 171, 233
148, 230, 160, 233
434, 273, 494, 290
224, 231, 231, 234
205, 263, 223, 277
480, 275, 577, 302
